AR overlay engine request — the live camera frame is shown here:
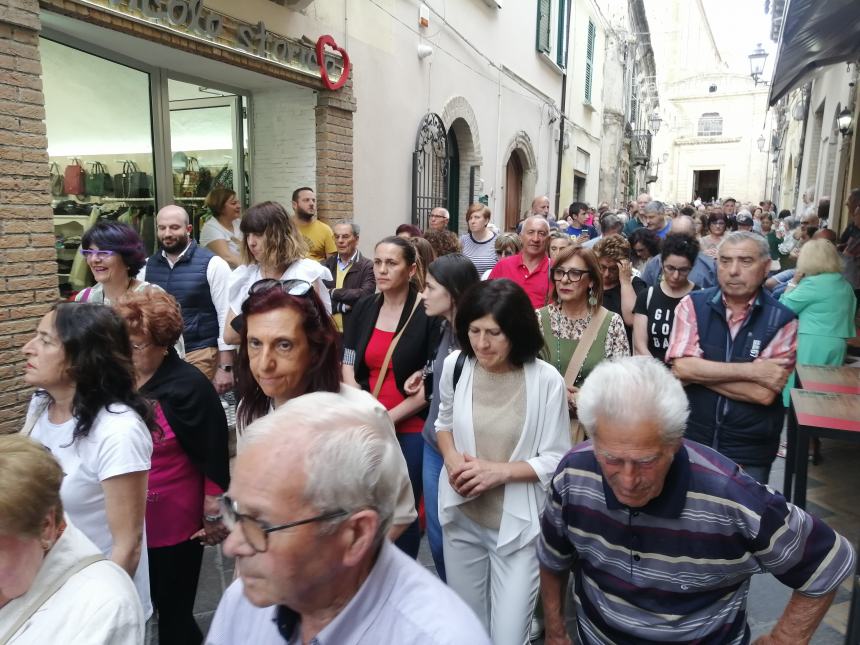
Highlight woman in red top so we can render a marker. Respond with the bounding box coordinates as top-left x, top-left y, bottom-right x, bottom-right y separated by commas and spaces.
342, 236, 440, 557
